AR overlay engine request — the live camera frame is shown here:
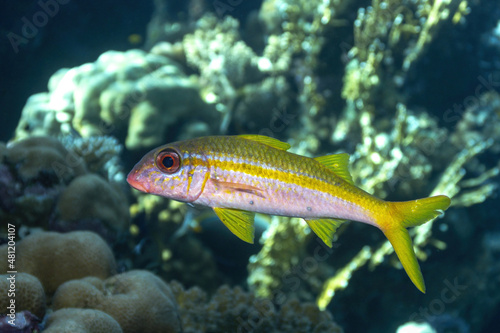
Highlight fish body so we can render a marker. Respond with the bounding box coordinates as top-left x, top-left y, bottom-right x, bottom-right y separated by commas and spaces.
127, 135, 451, 292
